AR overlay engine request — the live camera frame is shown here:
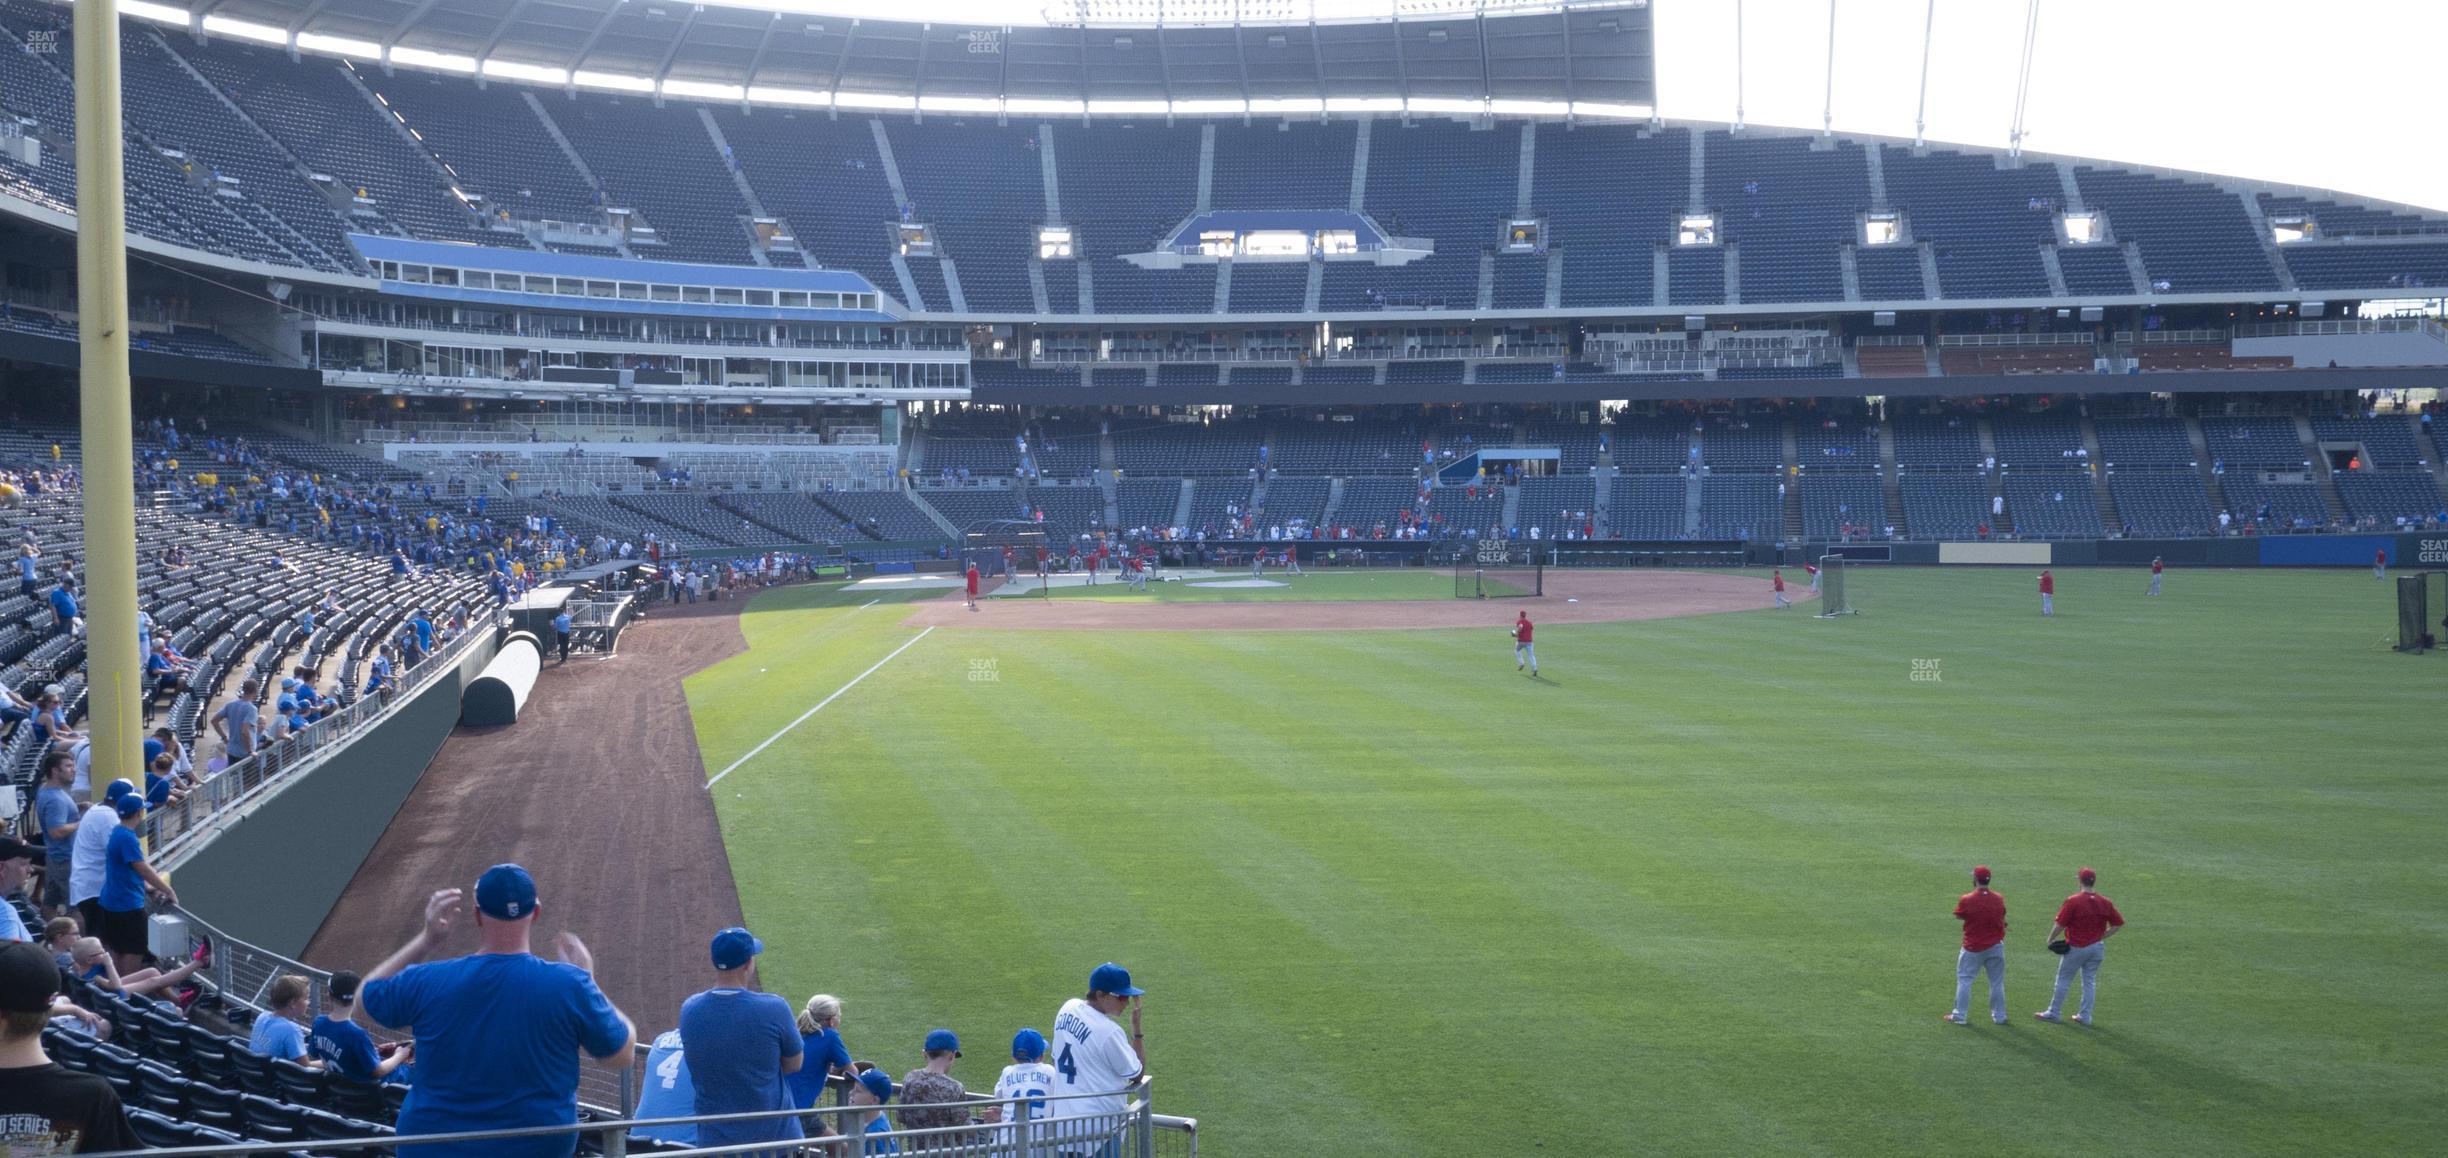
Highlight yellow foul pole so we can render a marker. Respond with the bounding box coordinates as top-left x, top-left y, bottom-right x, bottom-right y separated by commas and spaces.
74, 0, 141, 805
